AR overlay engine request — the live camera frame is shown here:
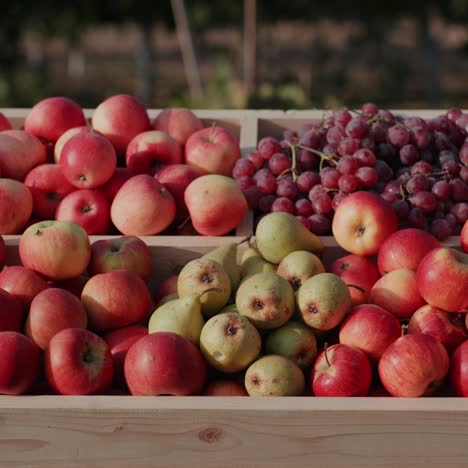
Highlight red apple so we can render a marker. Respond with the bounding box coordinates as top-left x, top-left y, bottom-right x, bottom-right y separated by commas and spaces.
203, 380, 248, 396
52, 274, 89, 298
91, 94, 150, 155
0, 112, 12, 131
126, 130, 182, 175
154, 274, 178, 305
81, 270, 151, 332
45, 328, 113, 395
339, 304, 401, 363
332, 191, 398, 256
369, 268, 425, 320
60, 131, 117, 189
25, 164, 76, 220
153, 108, 203, 146
89, 236, 152, 281
328, 254, 380, 307
124, 332, 207, 396
416, 247, 468, 312
311, 343, 372, 396
103, 325, 148, 388
461, 220, 467, 254
25, 287, 87, 350
407, 304, 467, 353
53, 126, 92, 163
0, 266, 49, 310
19, 220, 91, 281
0, 234, 5, 270
155, 164, 203, 222
101, 168, 135, 202
378, 333, 449, 397
0, 289, 23, 332
24, 97, 86, 143
185, 175, 248, 236
0, 331, 41, 395
450, 341, 468, 397
185, 126, 241, 176
111, 174, 176, 236
0, 179, 33, 234
56, 189, 110, 235
377, 228, 440, 275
